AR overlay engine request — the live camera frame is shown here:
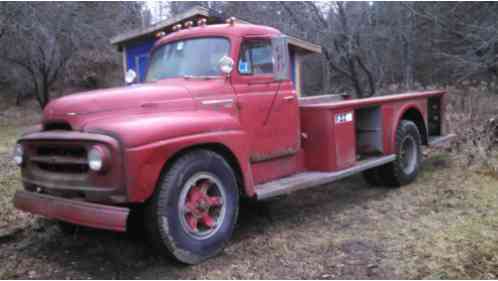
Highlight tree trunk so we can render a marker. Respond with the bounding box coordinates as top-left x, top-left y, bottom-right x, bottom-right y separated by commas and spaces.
39, 71, 50, 109
41, 81, 49, 109
356, 56, 376, 97
322, 58, 330, 94
346, 57, 364, 98
403, 4, 416, 90
494, 72, 498, 95
403, 40, 414, 90
15, 92, 22, 106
